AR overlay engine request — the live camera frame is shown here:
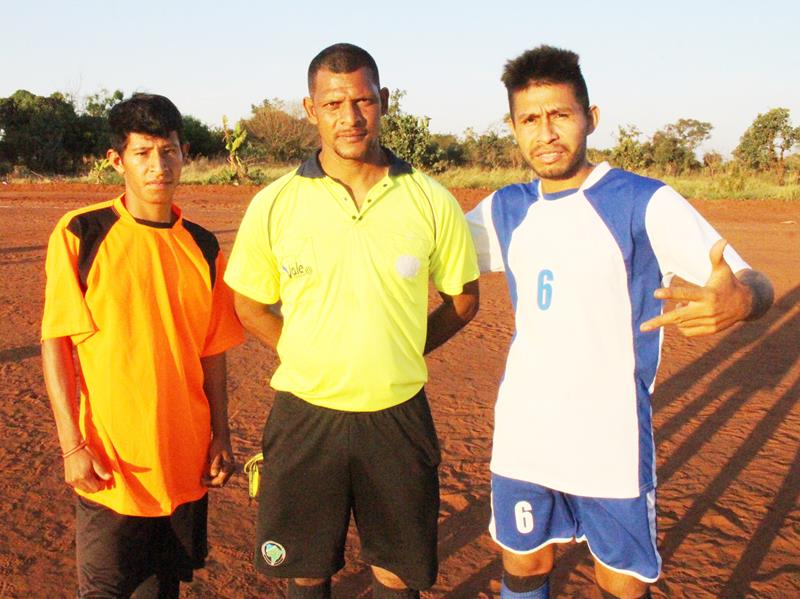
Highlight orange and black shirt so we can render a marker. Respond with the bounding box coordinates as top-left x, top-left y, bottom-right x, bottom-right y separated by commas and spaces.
42, 195, 243, 516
